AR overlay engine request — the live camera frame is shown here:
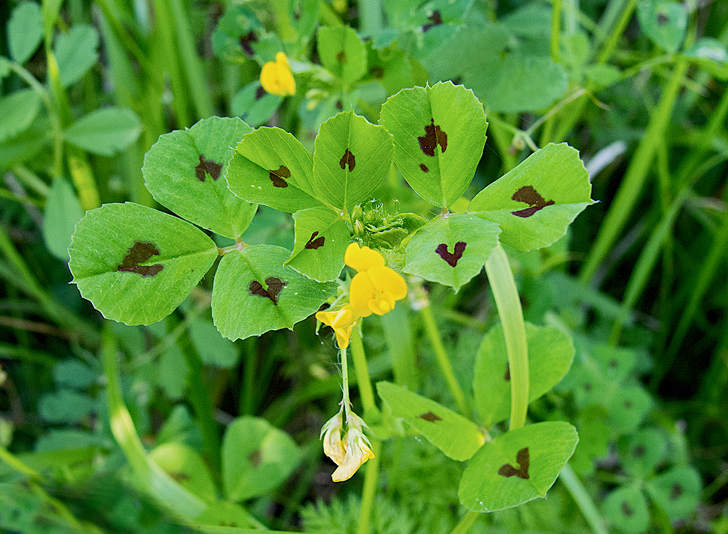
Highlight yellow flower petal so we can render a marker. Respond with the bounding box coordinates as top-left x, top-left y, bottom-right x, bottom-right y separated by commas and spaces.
260, 52, 296, 97
321, 409, 347, 466
331, 427, 375, 482
344, 242, 384, 273
366, 265, 408, 301
349, 273, 376, 318
316, 305, 359, 348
